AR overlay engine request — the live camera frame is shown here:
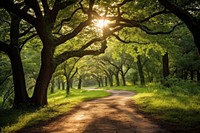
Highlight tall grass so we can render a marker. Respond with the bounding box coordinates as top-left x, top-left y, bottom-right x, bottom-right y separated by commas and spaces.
0, 89, 110, 132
